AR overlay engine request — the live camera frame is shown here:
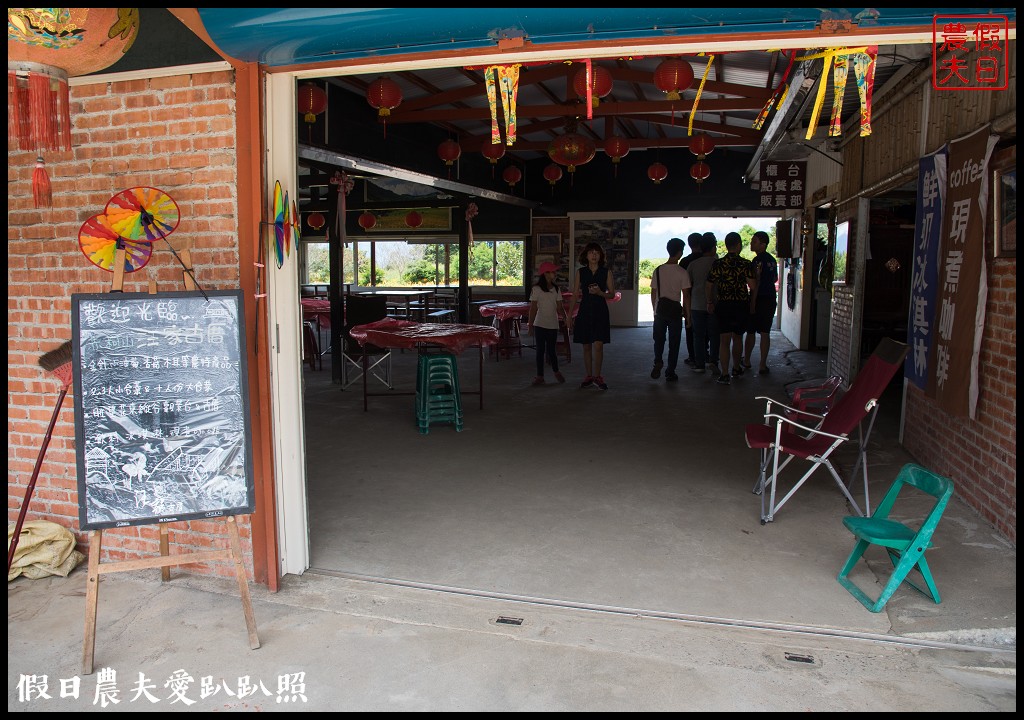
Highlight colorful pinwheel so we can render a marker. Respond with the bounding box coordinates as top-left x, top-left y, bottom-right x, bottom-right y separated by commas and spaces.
103, 186, 180, 242
273, 180, 286, 269
78, 213, 153, 272
291, 197, 301, 246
